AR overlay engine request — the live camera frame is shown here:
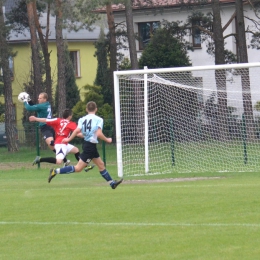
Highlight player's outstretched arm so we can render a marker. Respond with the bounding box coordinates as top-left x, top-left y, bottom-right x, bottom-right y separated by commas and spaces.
29, 116, 47, 123
96, 128, 112, 143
